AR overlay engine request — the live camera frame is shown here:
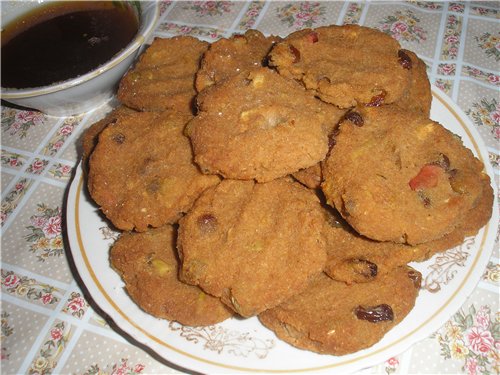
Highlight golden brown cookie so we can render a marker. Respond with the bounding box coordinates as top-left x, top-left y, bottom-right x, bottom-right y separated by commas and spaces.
186, 67, 345, 182
87, 110, 220, 231
178, 178, 327, 317
268, 25, 412, 108
110, 225, 233, 326
259, 266, 421, 355
196, 29, 280, 92
117, 36, 209, 114
322, 105, 487, 245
